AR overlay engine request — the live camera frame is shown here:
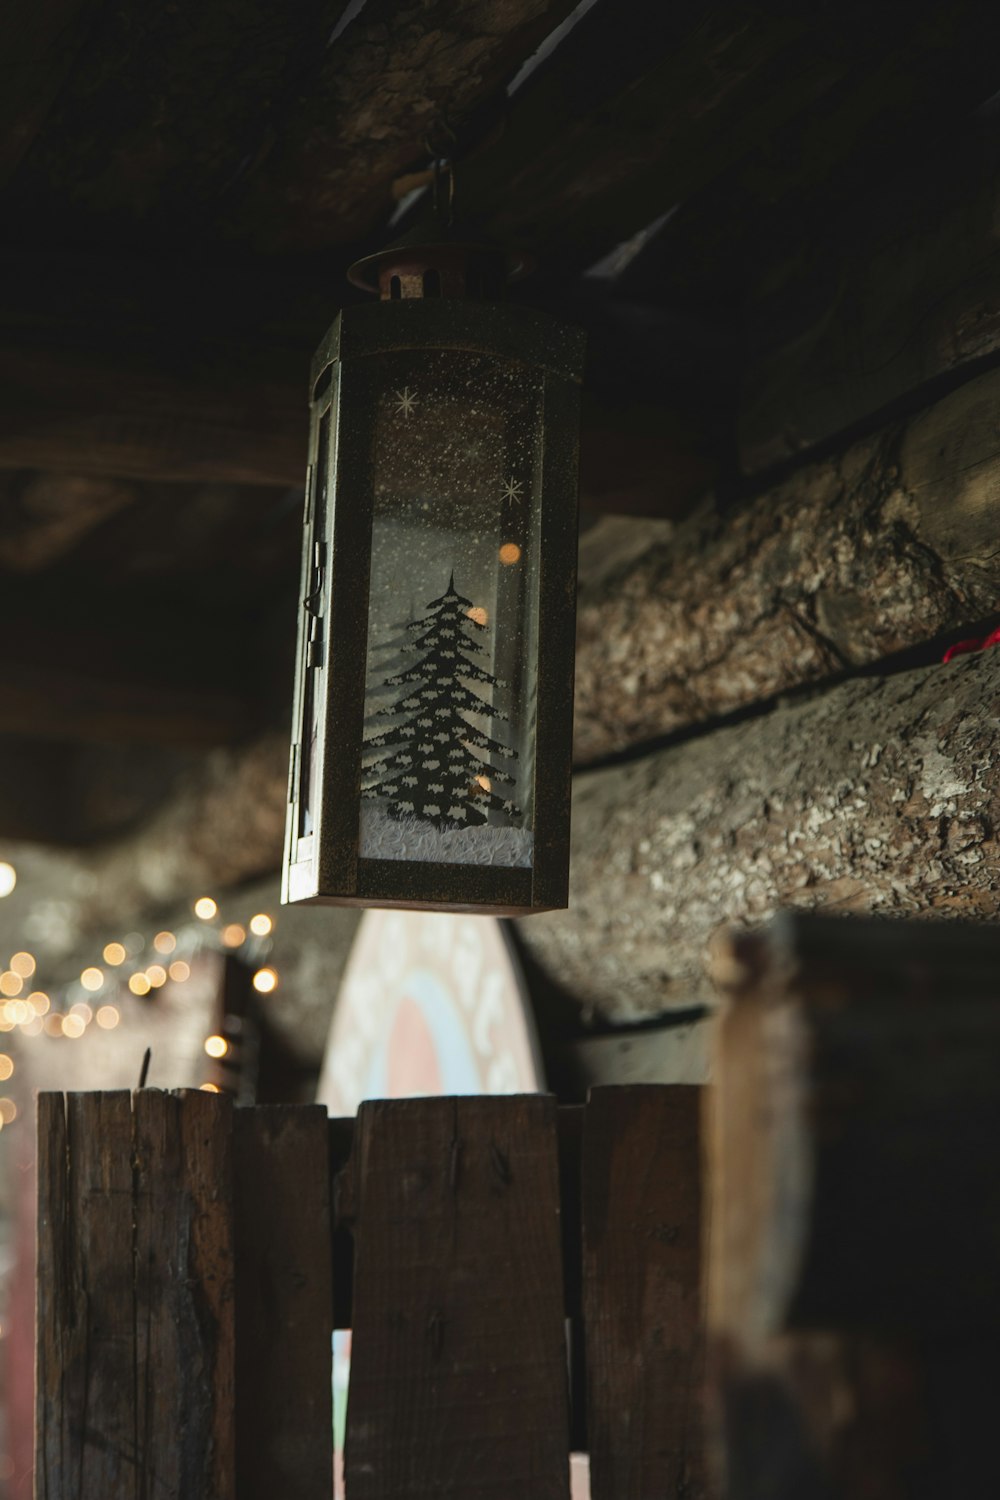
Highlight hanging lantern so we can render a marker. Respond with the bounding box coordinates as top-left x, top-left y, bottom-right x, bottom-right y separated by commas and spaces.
282, 227, 585, 916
